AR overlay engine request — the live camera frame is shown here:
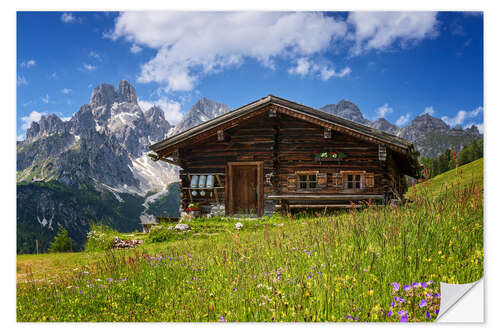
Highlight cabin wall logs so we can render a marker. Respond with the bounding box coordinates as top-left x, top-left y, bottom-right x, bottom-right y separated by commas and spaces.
177, 112, 400, 214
